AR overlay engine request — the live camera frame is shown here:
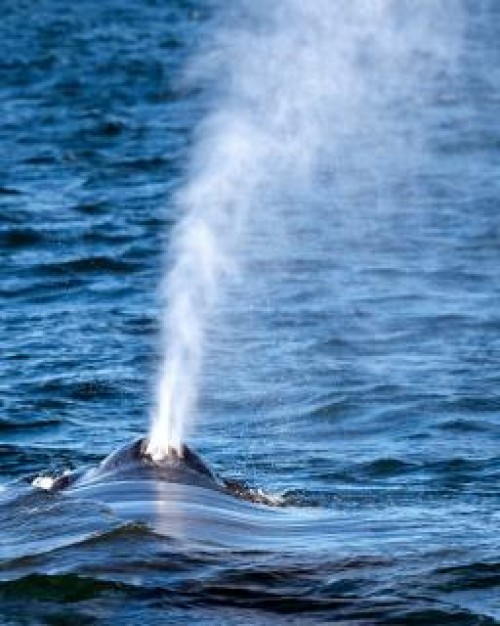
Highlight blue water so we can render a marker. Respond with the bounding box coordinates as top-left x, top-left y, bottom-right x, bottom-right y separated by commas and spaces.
1, 1, 499, 624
